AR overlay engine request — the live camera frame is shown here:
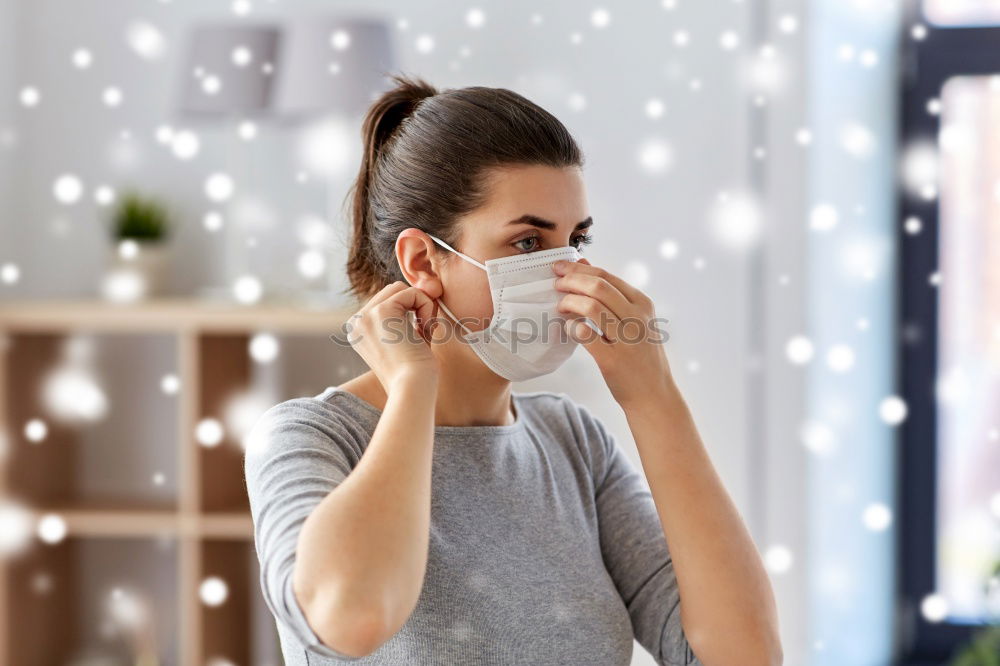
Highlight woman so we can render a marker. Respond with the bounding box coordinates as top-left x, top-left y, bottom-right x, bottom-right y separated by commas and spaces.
244, 73, 781, 666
